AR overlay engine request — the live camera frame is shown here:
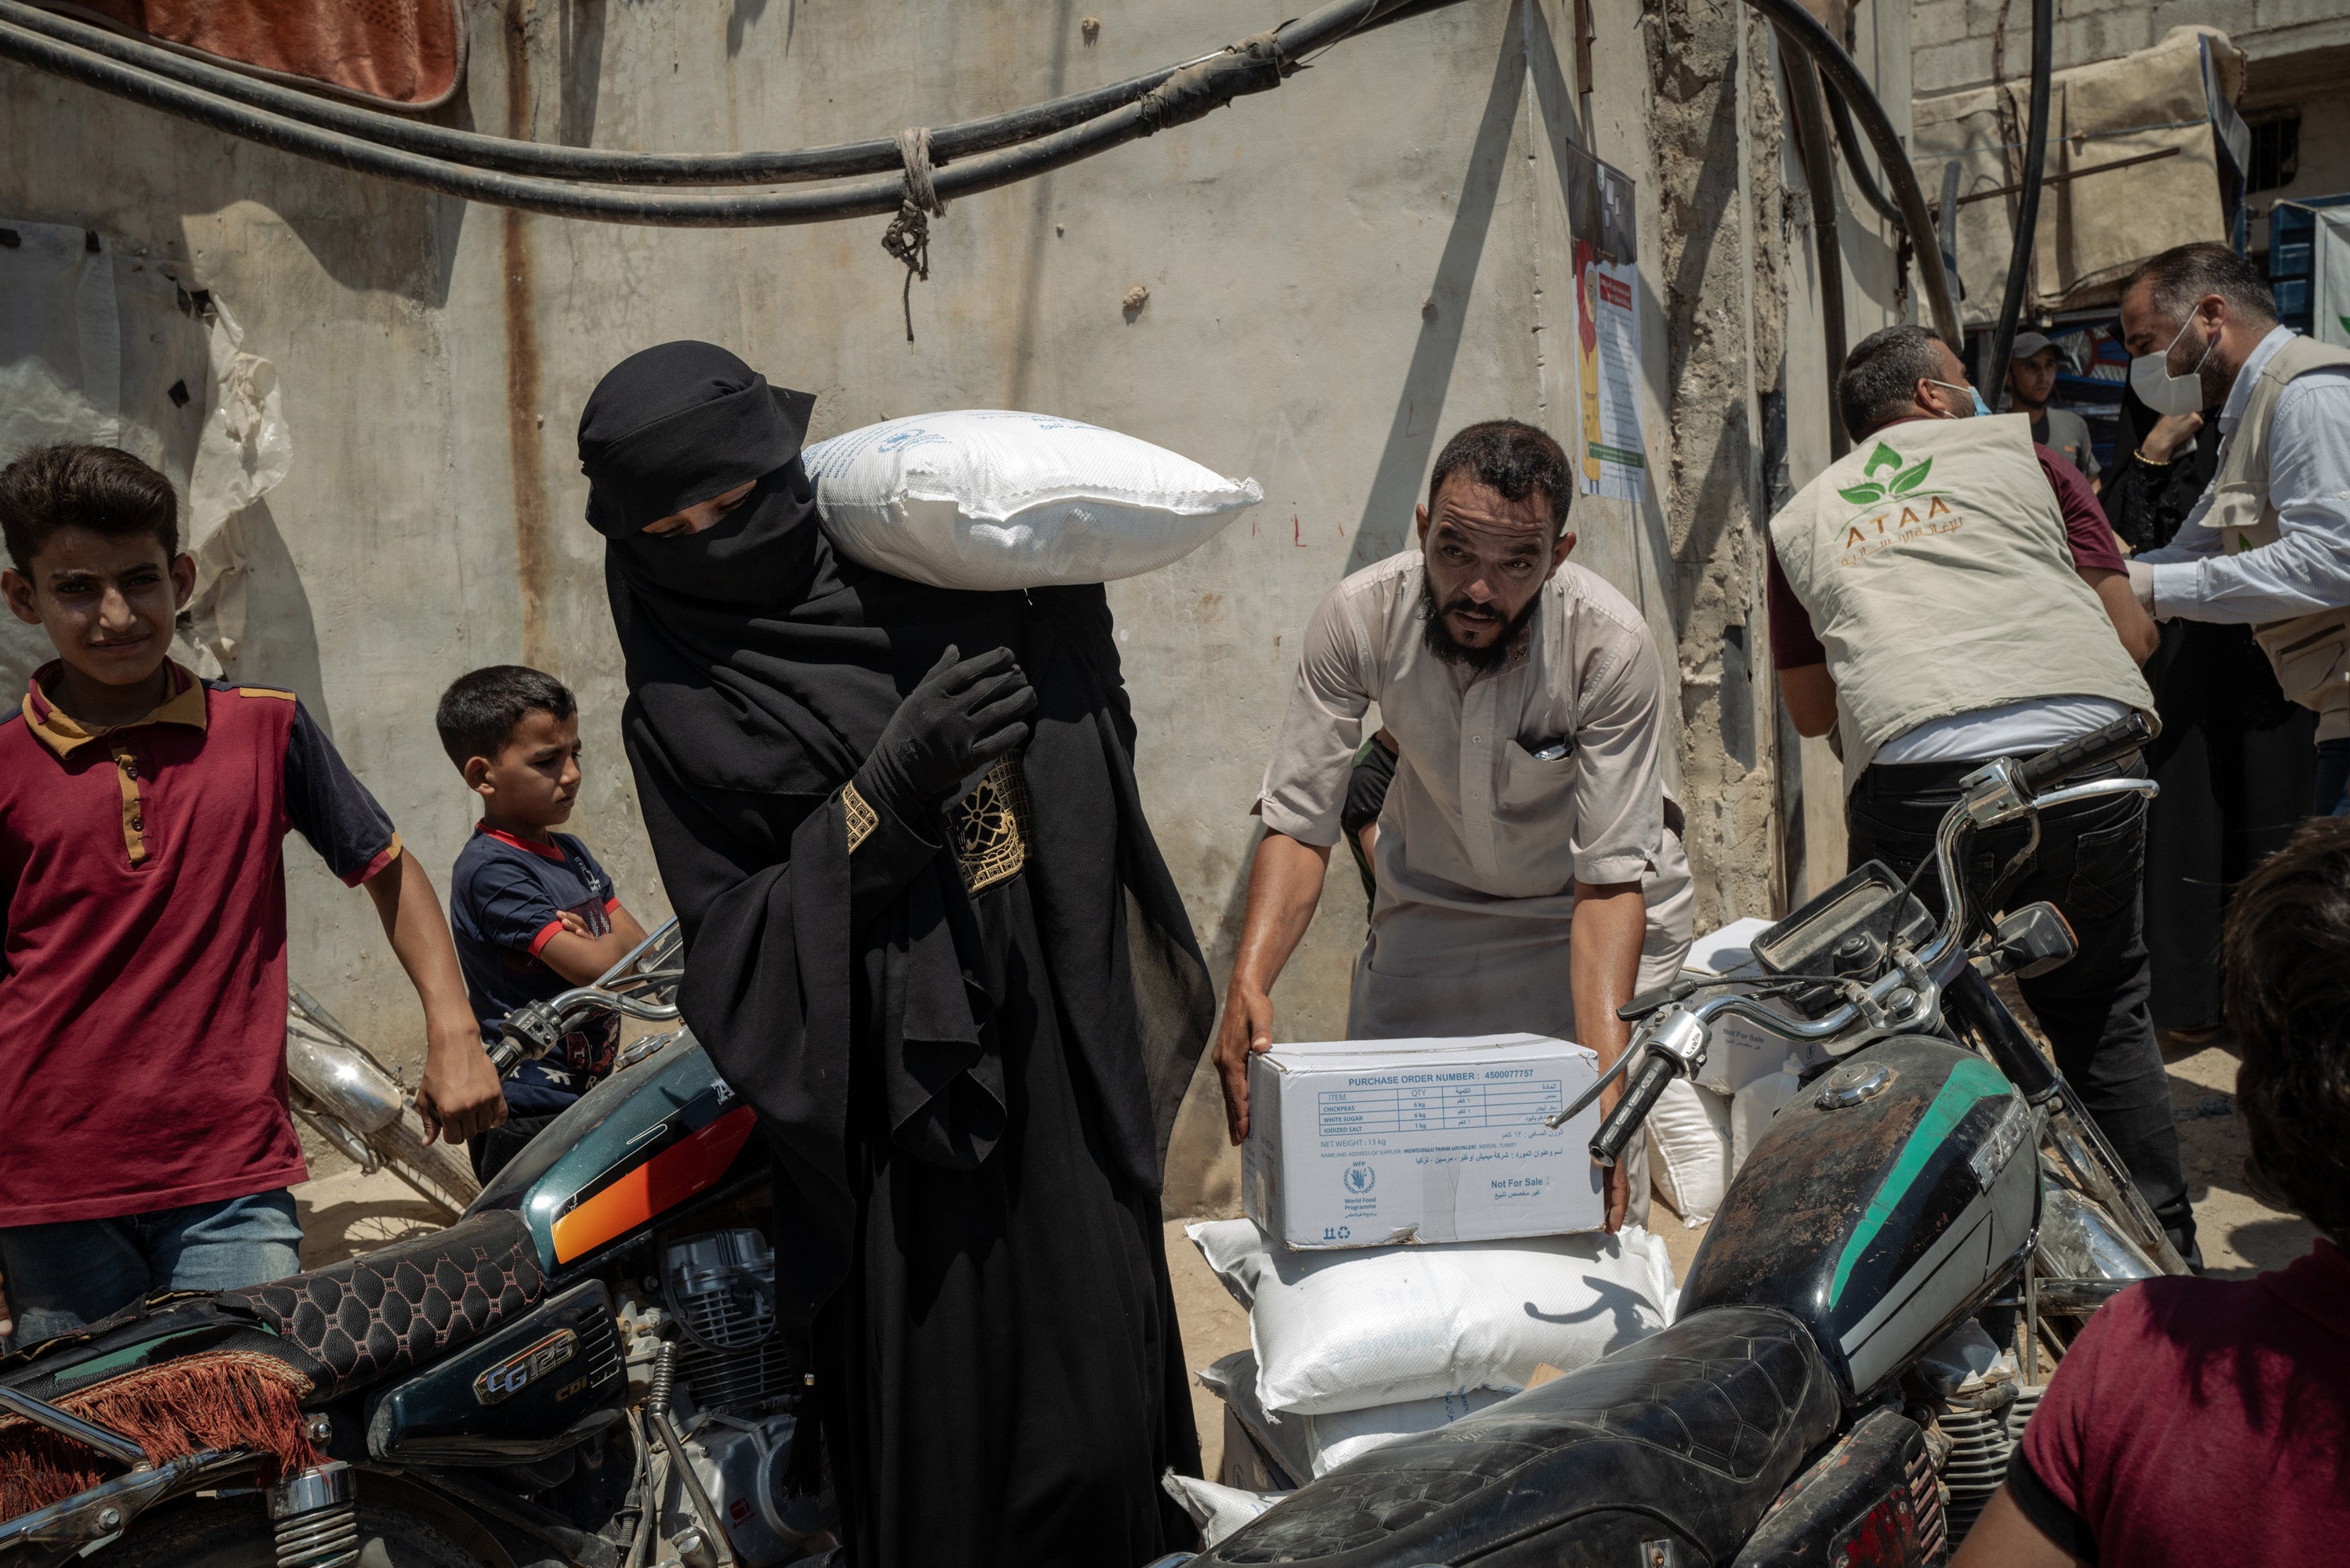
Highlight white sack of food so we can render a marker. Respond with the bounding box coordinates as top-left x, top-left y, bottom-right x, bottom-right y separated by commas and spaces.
1200, 1347, 1508, 1479
1188, 1219, 1672, 1415
804, 410, 1261, 590
1729, 1056, 1806, 1180
1303, 1386, 1513, 1476
1161, 1472, 1284, 1548
1197, 1350, 1311, 1486
1646, 1076, 1734, 1227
